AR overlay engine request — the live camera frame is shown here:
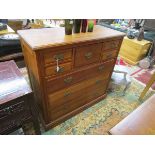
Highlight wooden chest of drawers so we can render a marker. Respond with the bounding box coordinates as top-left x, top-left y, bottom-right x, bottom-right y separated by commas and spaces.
18, 25, 125, 130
